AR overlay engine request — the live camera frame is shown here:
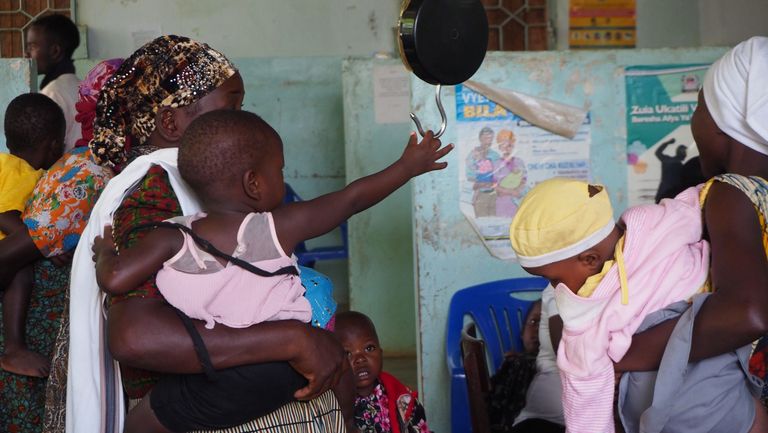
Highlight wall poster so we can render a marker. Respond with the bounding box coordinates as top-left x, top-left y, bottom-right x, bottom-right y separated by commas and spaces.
456, 84, 592, 260
569, 0, 636, 49
625, 64, 709, 207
